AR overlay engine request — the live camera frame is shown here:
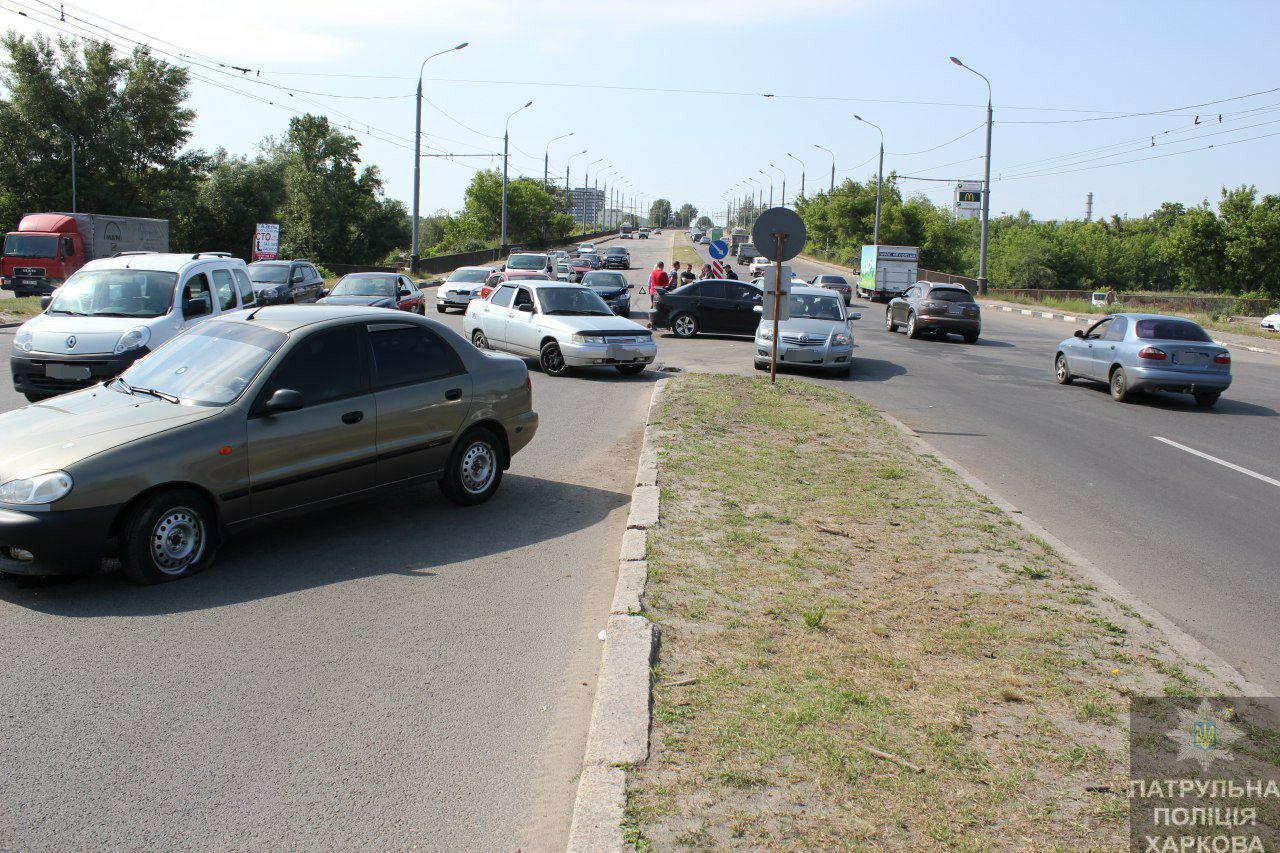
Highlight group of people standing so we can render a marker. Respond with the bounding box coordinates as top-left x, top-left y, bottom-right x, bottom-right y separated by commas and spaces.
647, 258, 738, 298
